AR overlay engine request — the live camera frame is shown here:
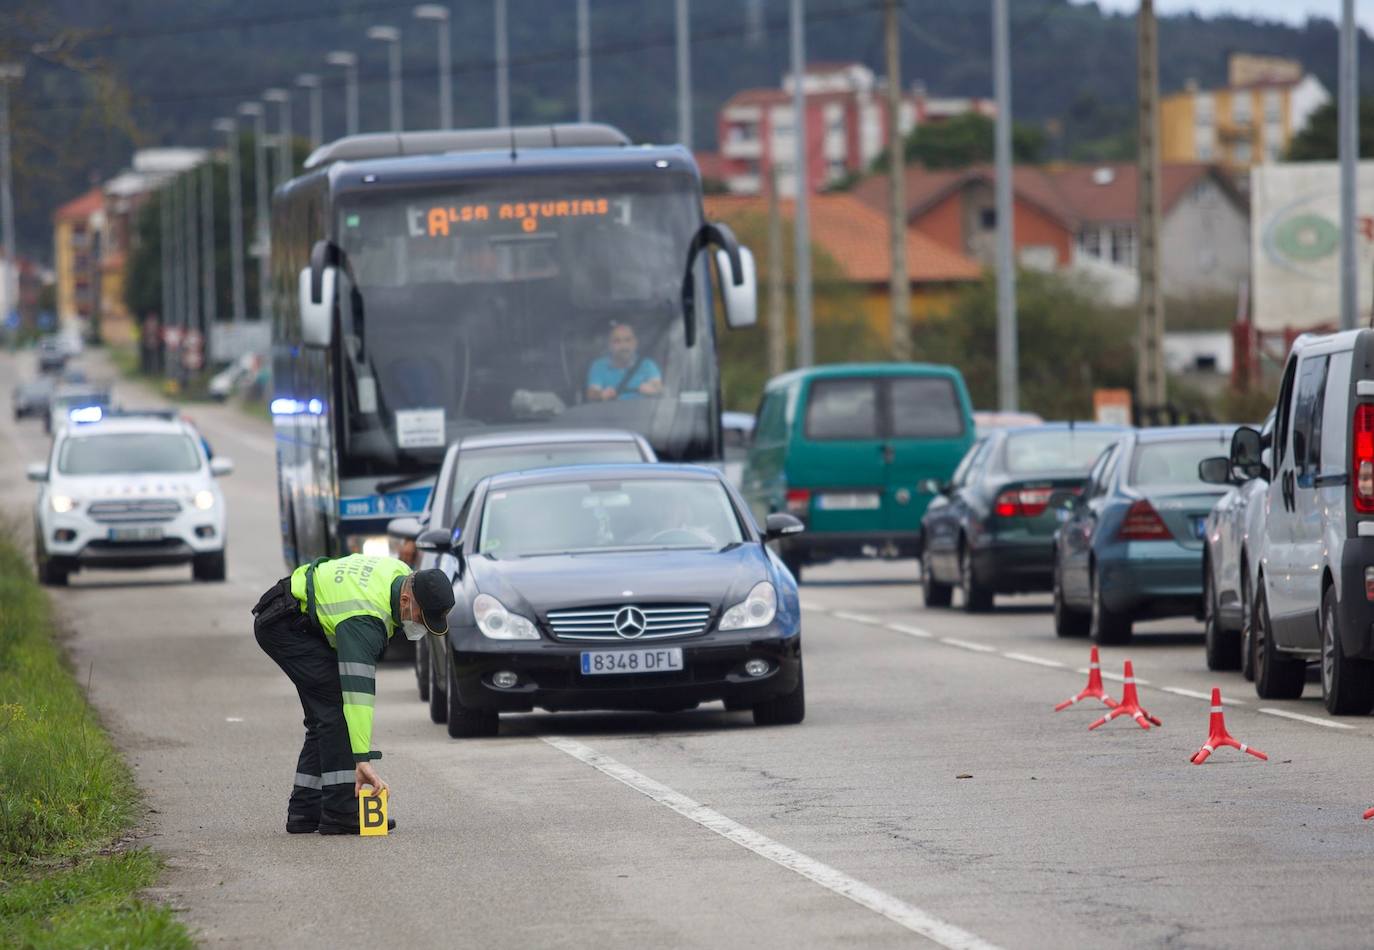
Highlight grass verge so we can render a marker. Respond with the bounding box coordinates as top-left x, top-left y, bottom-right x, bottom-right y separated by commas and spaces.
0, 517, 194, 949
